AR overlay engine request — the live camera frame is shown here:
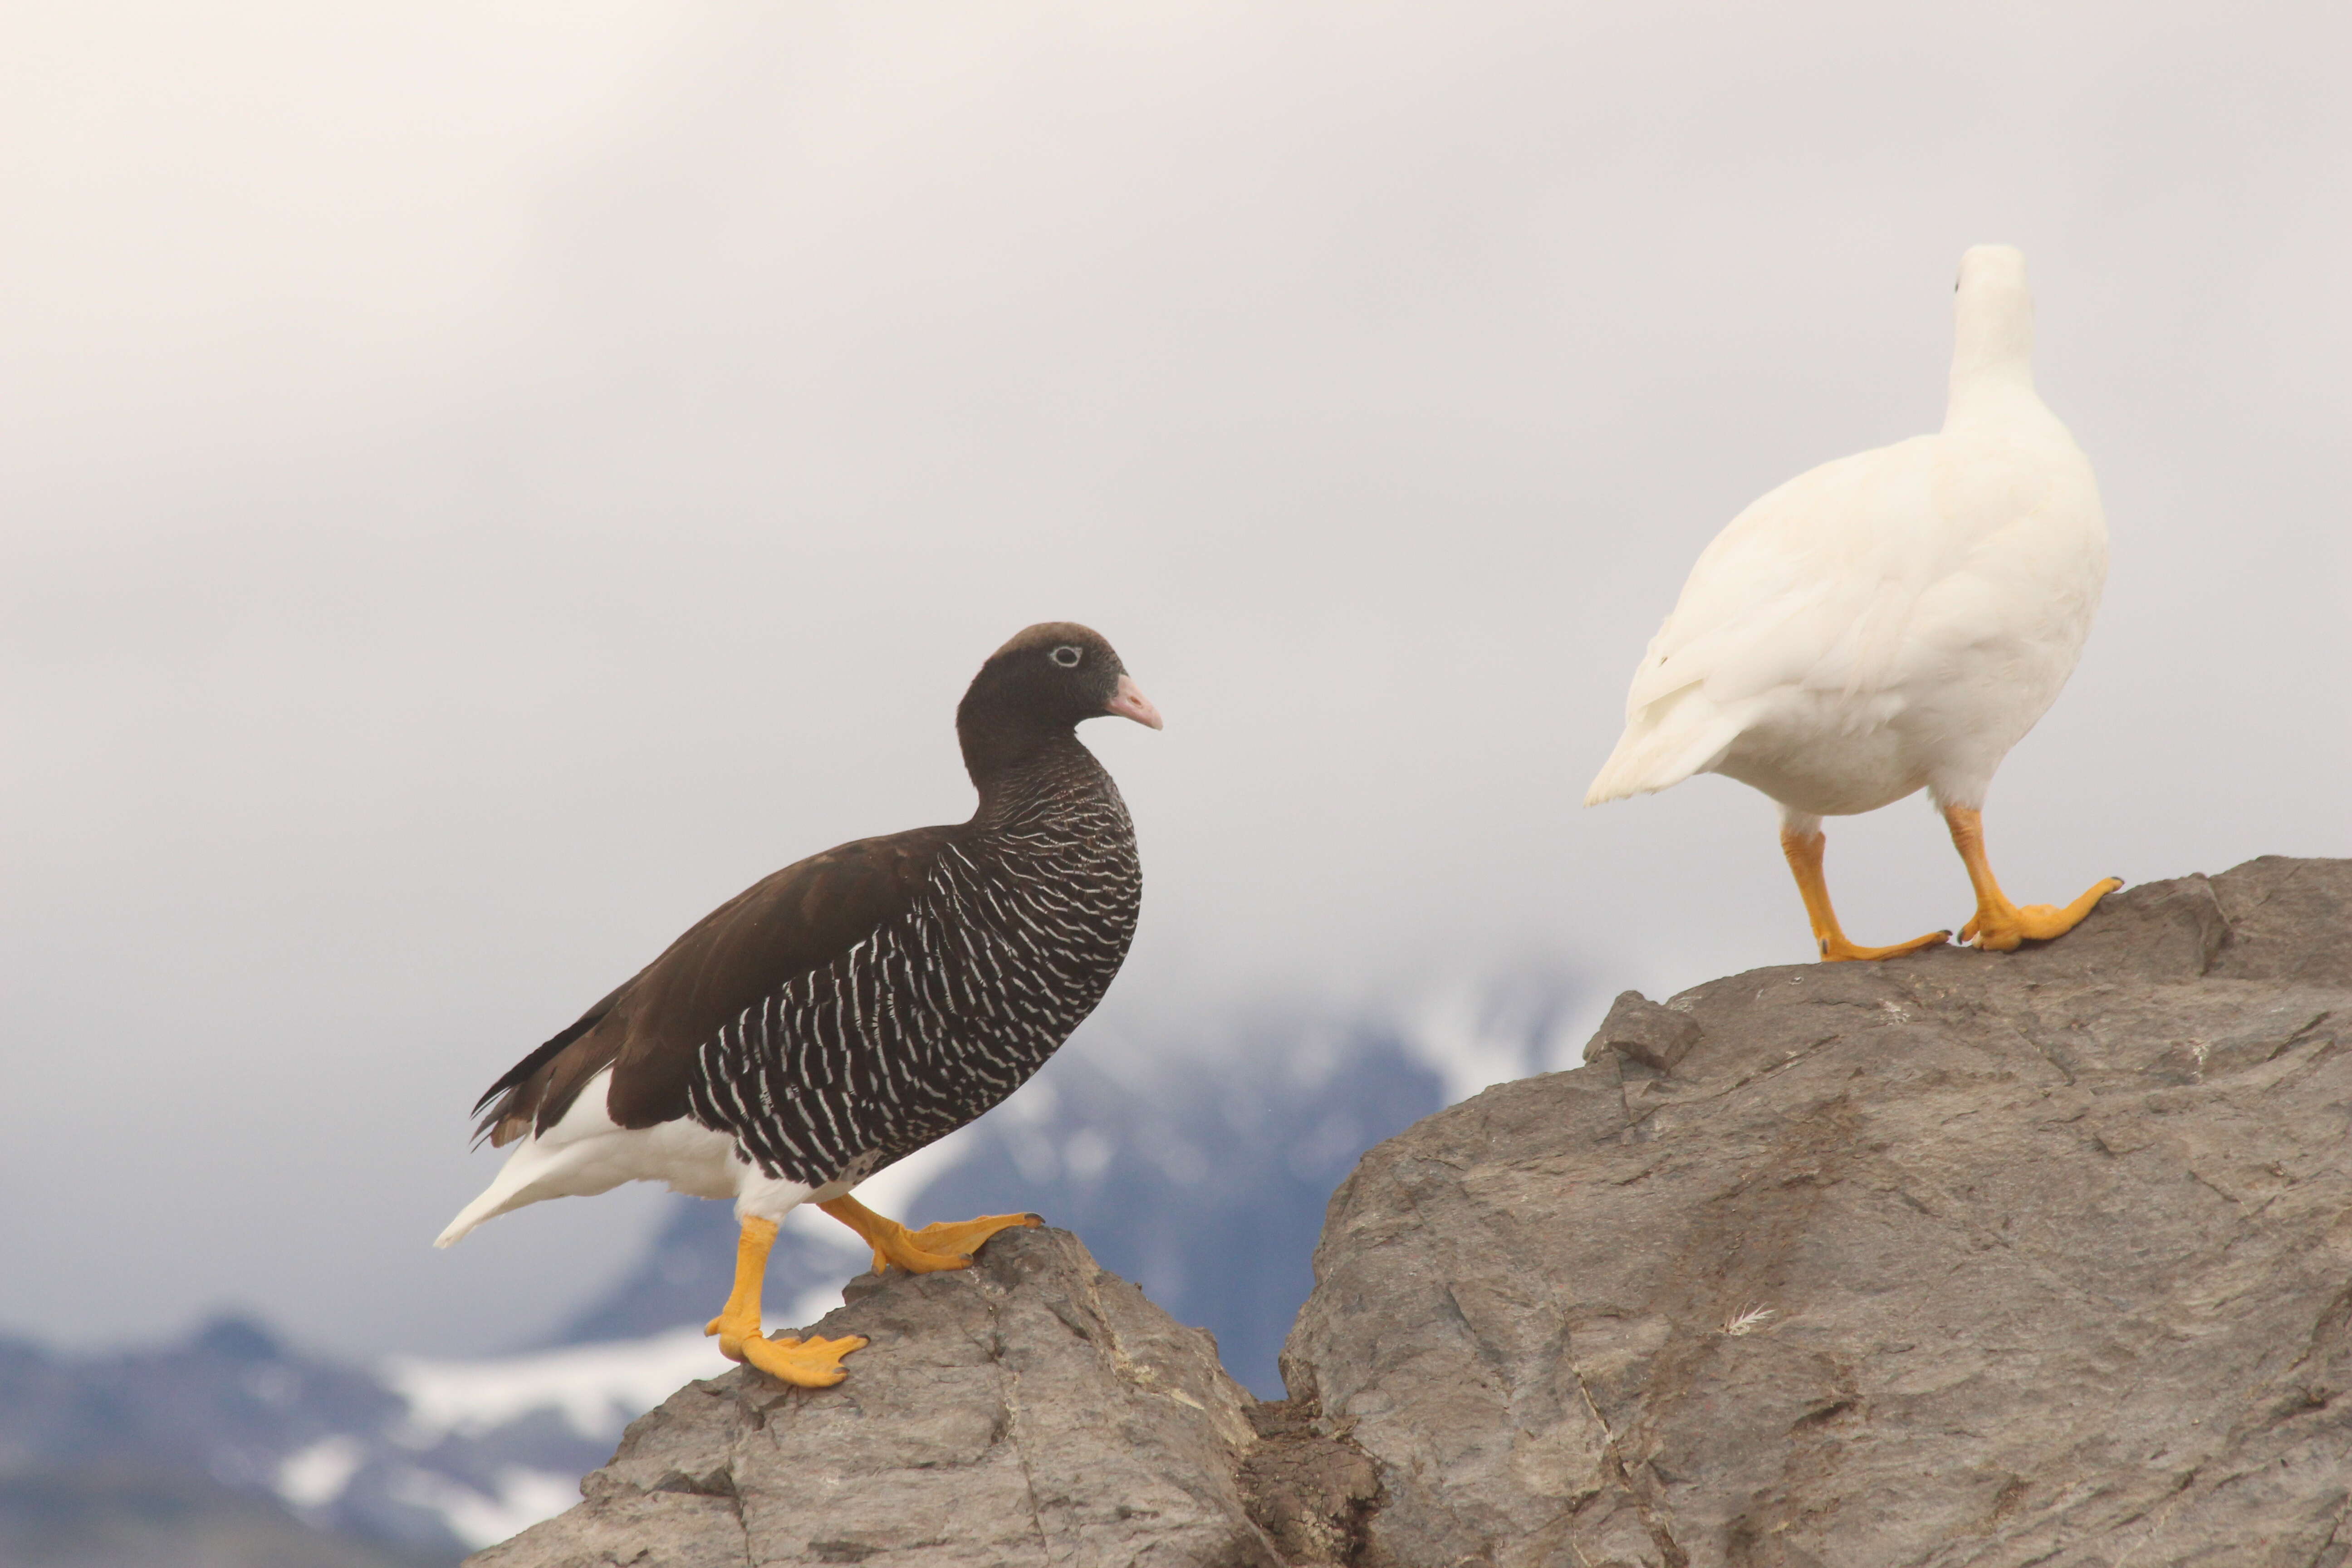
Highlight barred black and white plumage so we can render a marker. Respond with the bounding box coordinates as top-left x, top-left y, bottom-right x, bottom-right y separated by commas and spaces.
687, 756, 1138, 1191
435, 623, 1161, 1393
